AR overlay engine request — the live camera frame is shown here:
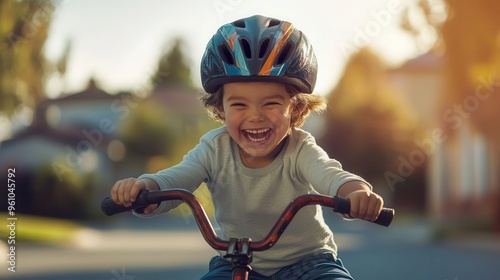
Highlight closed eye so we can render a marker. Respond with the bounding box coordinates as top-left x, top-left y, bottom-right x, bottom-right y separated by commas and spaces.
230, 103, 246, 107
265, 102, 282, 106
